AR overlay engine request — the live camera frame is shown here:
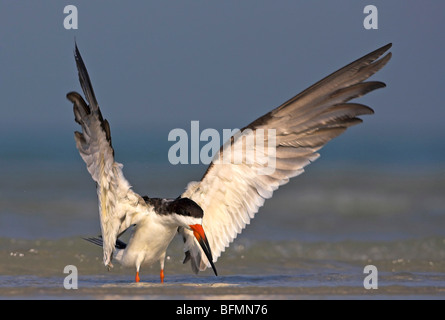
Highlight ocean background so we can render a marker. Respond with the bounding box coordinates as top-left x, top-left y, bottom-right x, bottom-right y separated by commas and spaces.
0, 131, 444, 299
